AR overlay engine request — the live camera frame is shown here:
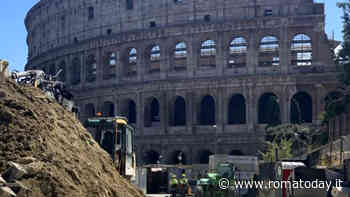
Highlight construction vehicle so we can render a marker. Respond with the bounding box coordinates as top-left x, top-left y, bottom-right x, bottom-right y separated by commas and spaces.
10, 69, 77, 112
196, 155, 259, 197
85, 116, 136, 180
196, 163, 235, 197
